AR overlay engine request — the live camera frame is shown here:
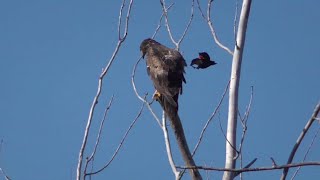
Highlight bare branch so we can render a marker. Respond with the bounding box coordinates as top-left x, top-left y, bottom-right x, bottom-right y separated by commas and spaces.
281, 102, 320, 180
0, 168, 11, 180
206, 0, 234, 55
233, 0, 239, 48
234, 158, 258, 177
196, 0, 206, 20
76, 1, 134, 179
177, 0, 195, 47
177, 162, 320, 173
131, 57, 162, 127
86, 99, 145, 176
162, 111, 180, 179
192, 80, 230, 155
84, 96, 115, 176
159, 0, 178, 47
238, 86, 254, 176
152, 3, 175, 39
218, 111, 239, 157
270, 157, 278, 167
160, 0, 195, 50
291, 126, 320, 180
178, 81, 229, 179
